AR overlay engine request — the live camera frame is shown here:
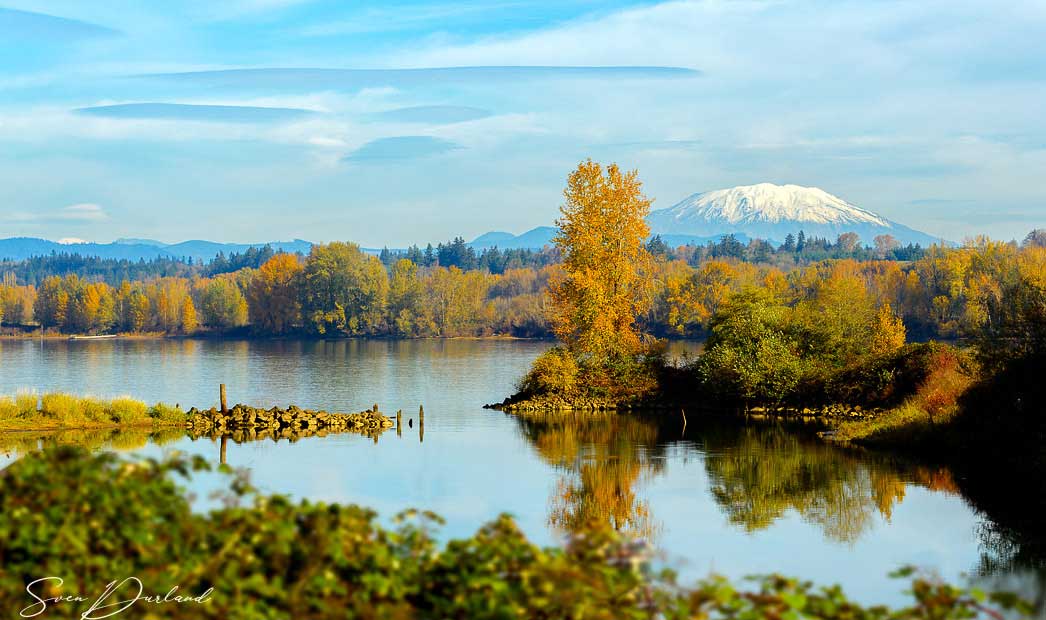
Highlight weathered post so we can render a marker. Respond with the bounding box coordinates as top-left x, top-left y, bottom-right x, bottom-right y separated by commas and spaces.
220, 435, 228, 465
220, 384, 228, 414
419, 405, 424, 443
396, 410, 403, 438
